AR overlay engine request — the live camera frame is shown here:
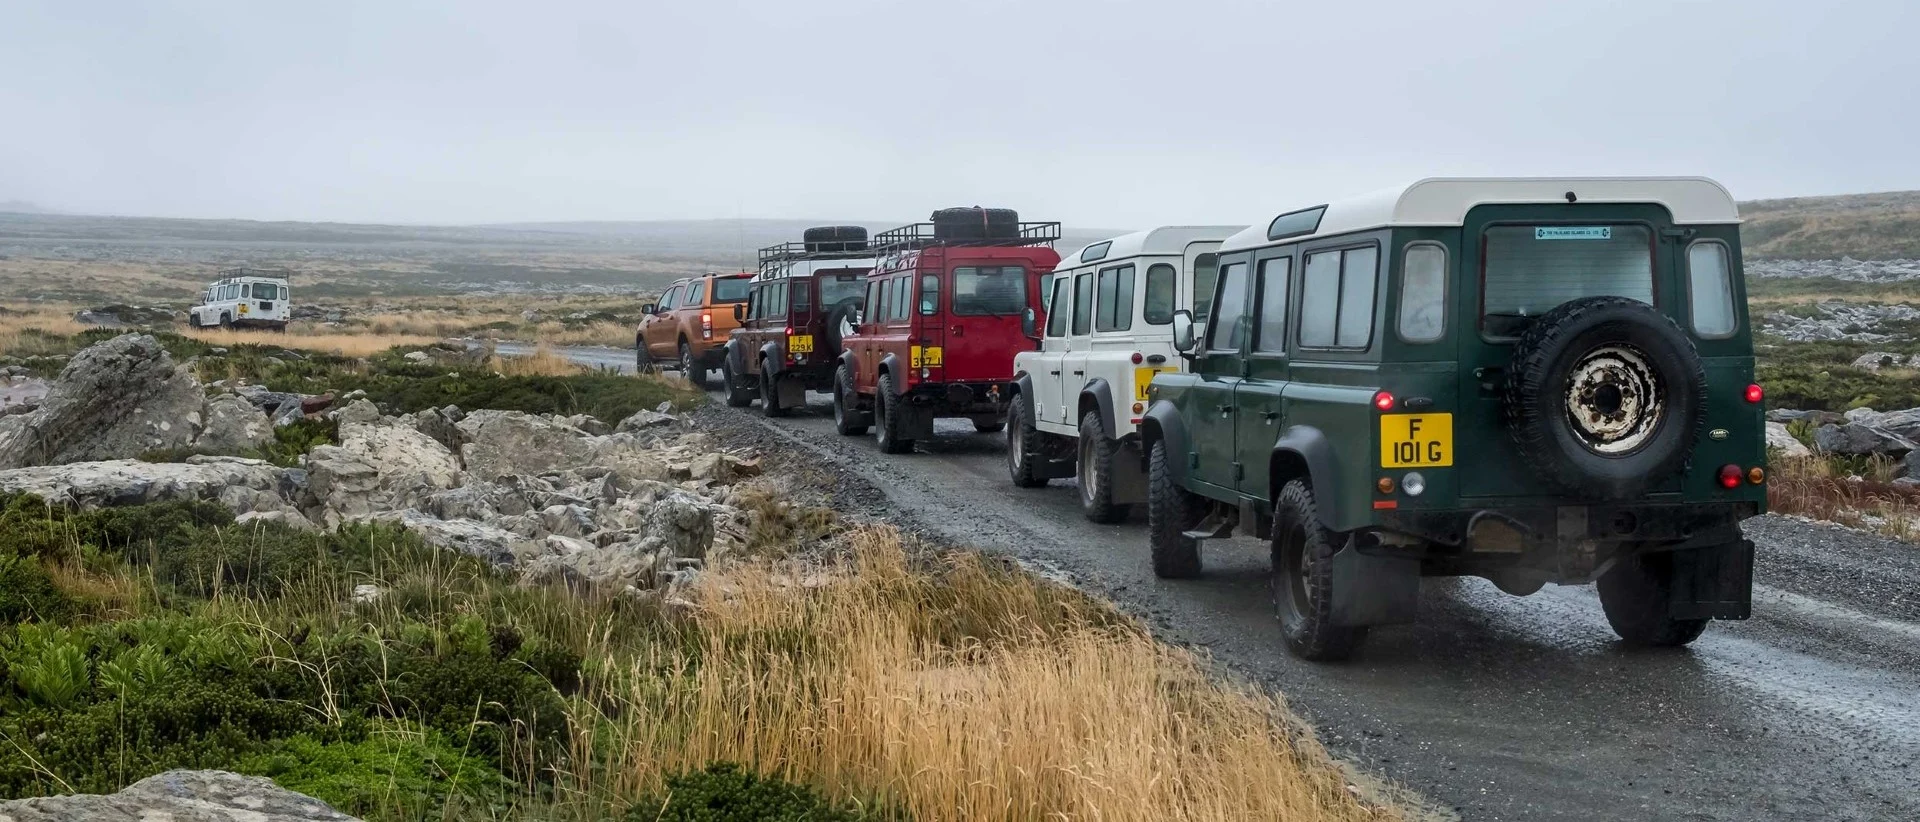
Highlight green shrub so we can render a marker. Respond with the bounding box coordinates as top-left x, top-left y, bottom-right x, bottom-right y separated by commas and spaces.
235, 723, 514, 822
0, 493, 232, 564
0, 555, 81, 623
626, 763, 880, 822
